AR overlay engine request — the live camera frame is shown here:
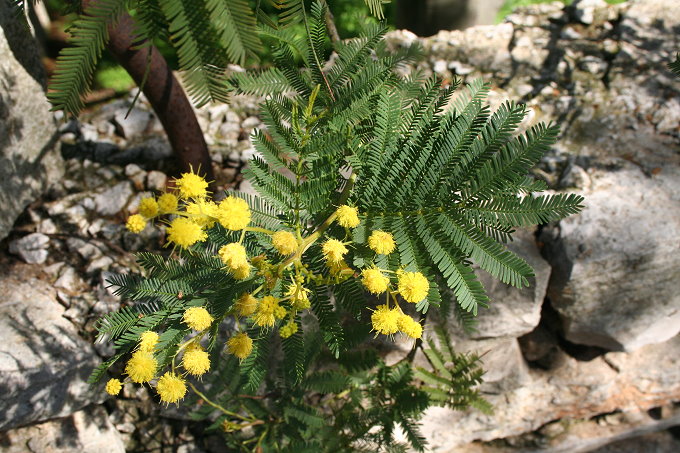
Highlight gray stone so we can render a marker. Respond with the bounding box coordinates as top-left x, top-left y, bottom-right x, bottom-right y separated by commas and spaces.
0, 405, 125, 453
0, 4, 63, 242
242, 115, 261, 130
543, 165, 680, 352
139, 136, 173, 161
66, 237, 104, 261
8, 232, 50, 264
94, 181, 134, 216
54, 266, 85, 293
113, 108, 152, 139
462, 229, 550, 339
0, 265, 103, 430
417, 335, 680, 450
146, 170, 168, 191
